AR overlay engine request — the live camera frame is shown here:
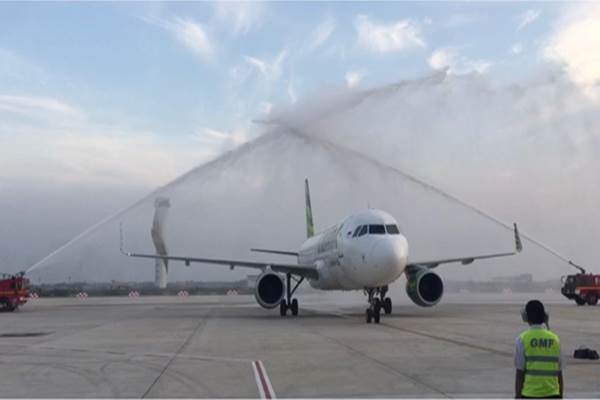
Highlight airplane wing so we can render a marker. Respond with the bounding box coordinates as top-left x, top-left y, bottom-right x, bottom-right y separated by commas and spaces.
119, 226, 318, 280
121, 250, 319, 280
406, 223, 522, 272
